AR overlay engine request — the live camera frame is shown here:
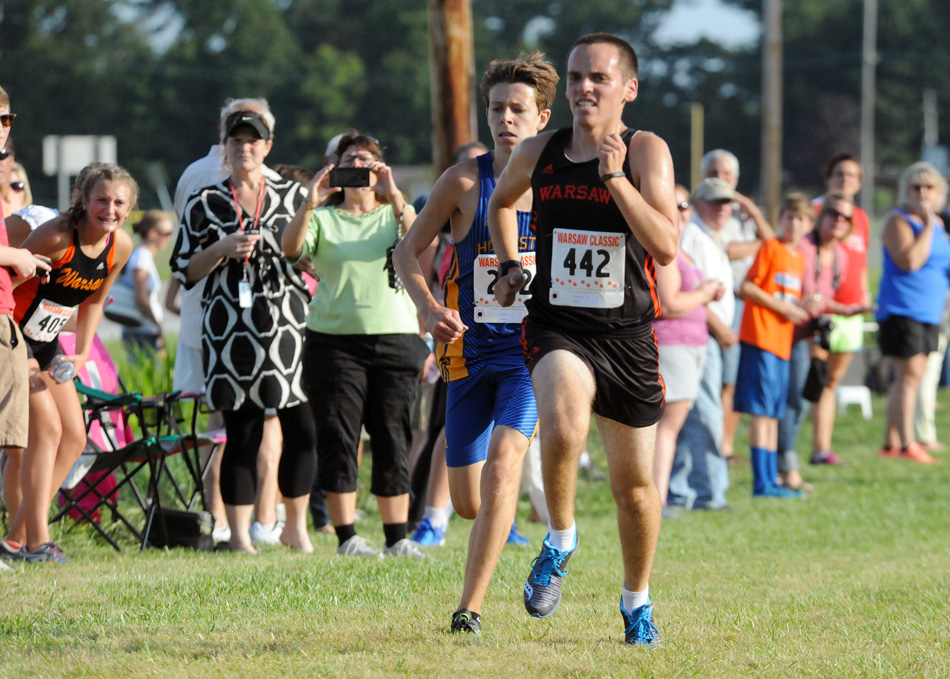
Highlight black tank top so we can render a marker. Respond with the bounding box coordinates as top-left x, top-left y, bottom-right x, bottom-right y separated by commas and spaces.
14, 228, 117, 347
527, 127, 661, 336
